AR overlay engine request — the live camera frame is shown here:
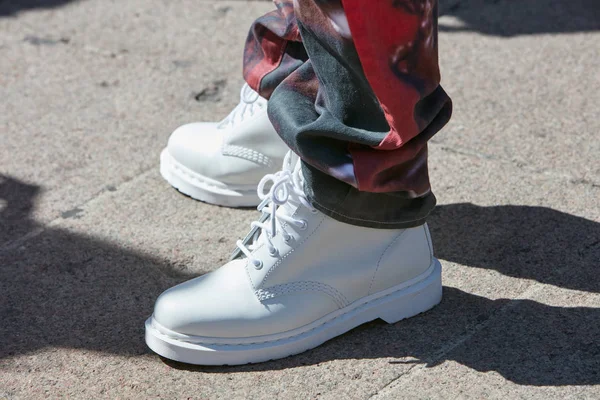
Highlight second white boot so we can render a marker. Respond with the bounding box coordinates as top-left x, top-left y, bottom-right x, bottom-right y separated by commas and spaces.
160, 83, 290, 207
